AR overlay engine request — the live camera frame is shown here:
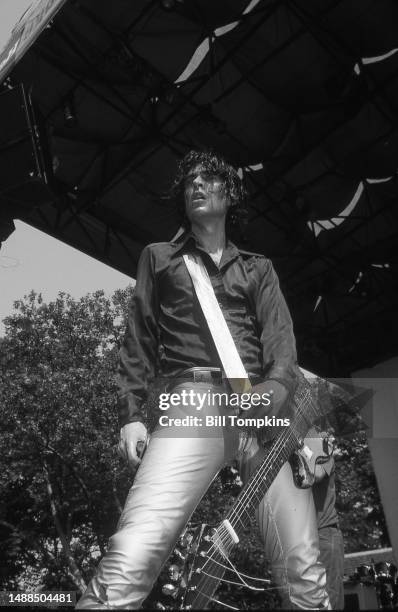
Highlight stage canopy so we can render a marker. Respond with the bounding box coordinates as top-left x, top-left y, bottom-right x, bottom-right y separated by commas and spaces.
1, 0, 398, 375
